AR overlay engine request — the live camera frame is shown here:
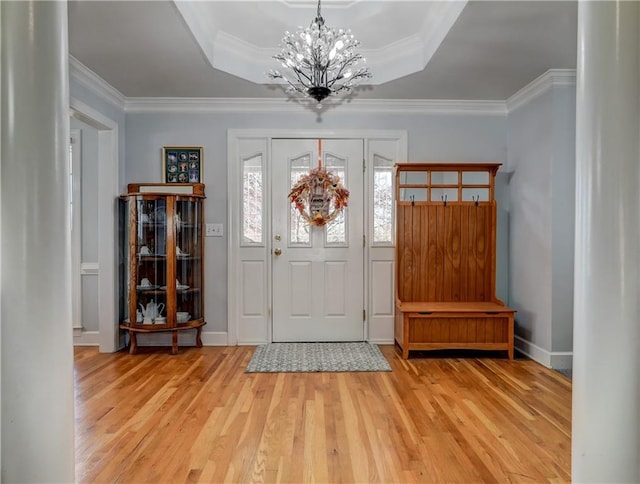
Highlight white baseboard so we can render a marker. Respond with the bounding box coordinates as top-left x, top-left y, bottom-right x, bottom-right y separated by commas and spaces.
514, 336, 573, 370
368, 338, 394, 345
73, 330, 100, 346
201, 331, 228, 346
237, 340, 268, 346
